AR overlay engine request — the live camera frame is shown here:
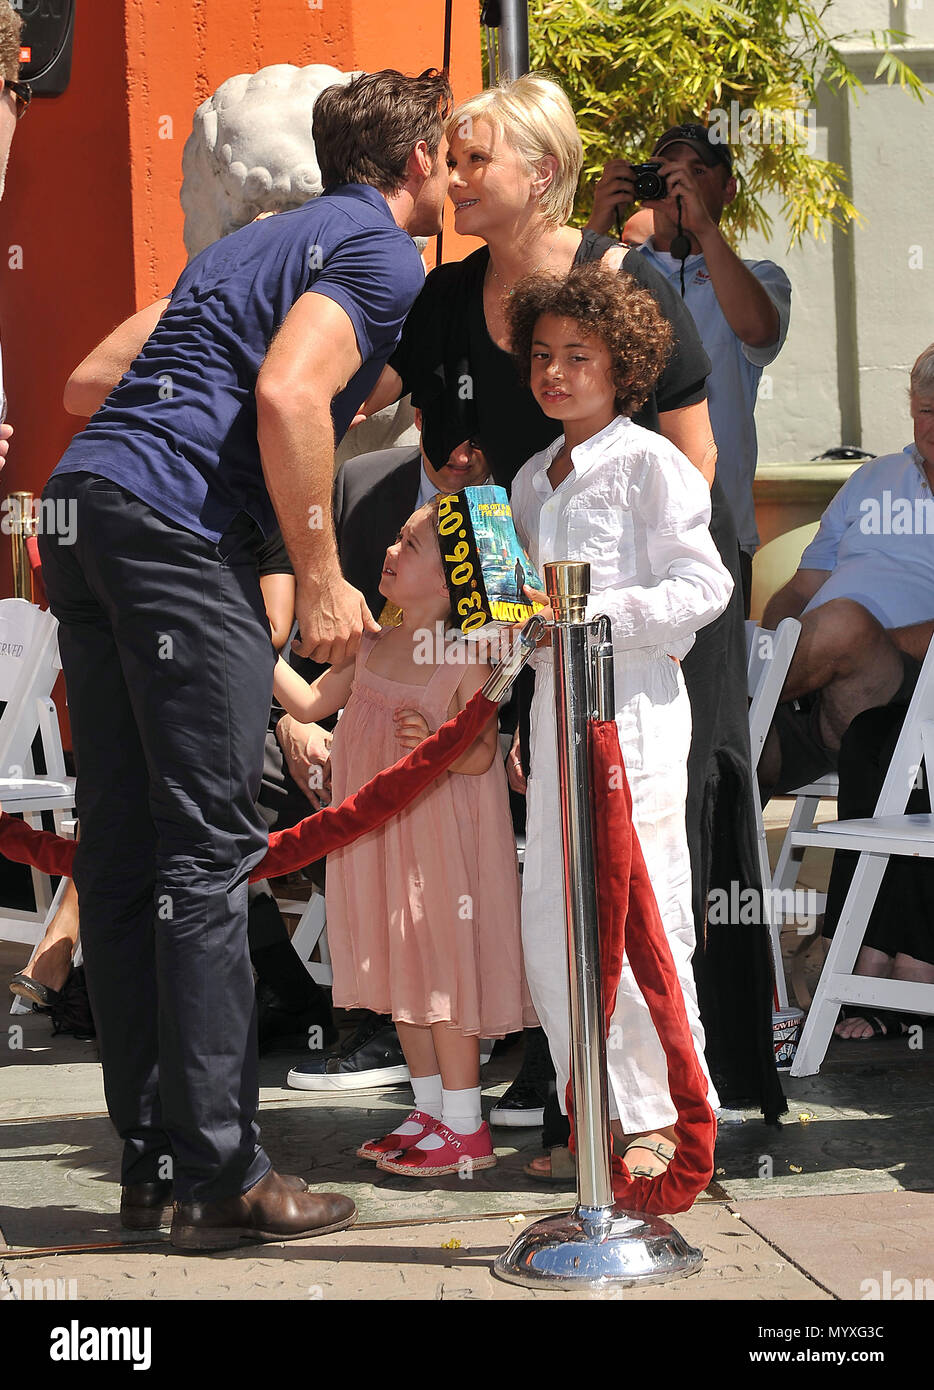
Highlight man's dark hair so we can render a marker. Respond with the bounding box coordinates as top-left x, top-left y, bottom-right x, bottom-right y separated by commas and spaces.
313, 68, 453, 196
0, 1, 23, 84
